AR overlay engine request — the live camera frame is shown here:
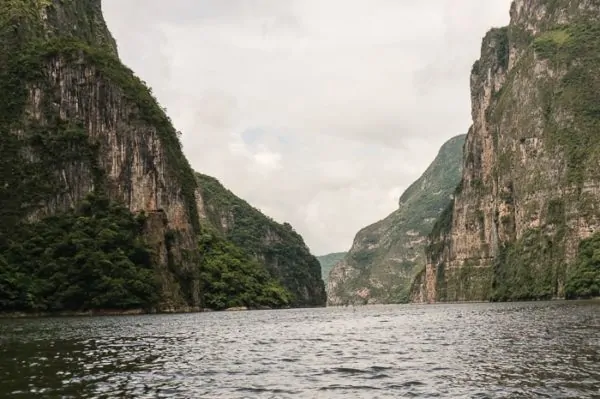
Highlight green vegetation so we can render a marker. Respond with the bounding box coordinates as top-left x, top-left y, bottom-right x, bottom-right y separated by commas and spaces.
0, 119, 101, 244
490, 200, 568, 302
397, 135, 465, 225
533, 29, 571, 56
196, 173, 326, 307
0, 37, 201, 312
488, 22, 600, 300
0, 194, 159, 312
316, 252, 346, 283
508, 25, 534, 51
0, 0, 308, 314
419, 5, 600, 303
426, 199, 454, 265
444, 259, 493, 302
0, 35, 200, 235
471, 27, 509, 77
565, 232, 600, 299
471, 59, 481, 76
0, 0, 50, 25
0, 0, 117, 58
198, 230, 292, 310
37, 39, 197, 230
0, 0, 328, 313
434, 262, 448, 301
0, 0, 49, 49
533, 23, 600, 186
491, 227, 566, 302
492, 27, 510, 70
